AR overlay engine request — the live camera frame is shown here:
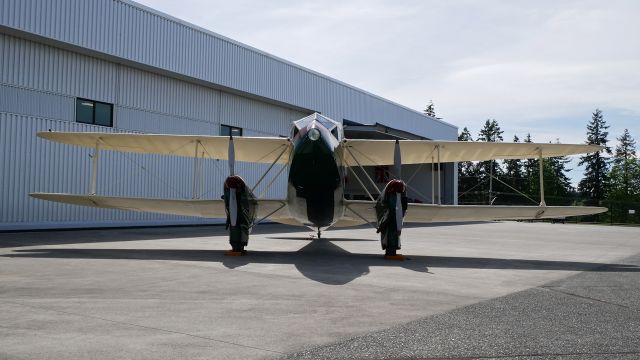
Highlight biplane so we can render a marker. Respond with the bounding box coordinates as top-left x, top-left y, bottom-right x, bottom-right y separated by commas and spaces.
31, 113, 606, 258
